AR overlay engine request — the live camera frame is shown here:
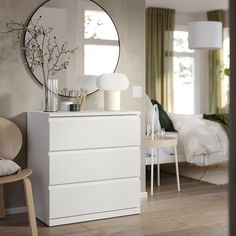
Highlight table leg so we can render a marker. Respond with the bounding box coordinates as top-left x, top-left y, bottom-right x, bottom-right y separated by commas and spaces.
174, 146, 180, 191
151, 148, 154, 196
157, 148, 160, 187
